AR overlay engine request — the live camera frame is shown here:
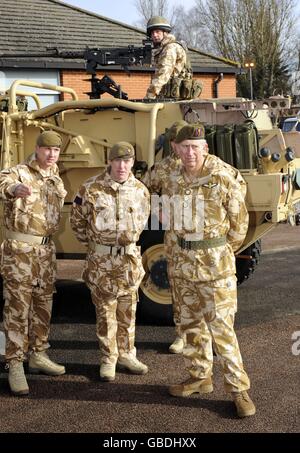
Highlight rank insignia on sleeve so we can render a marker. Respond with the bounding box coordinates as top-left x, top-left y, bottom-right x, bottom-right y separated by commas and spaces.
74, 196, 82, 205
203, 182, 218, 189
